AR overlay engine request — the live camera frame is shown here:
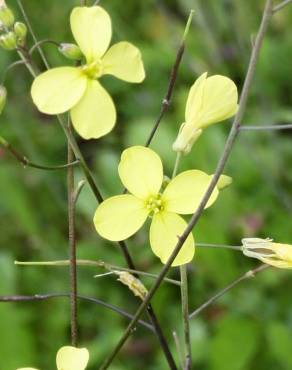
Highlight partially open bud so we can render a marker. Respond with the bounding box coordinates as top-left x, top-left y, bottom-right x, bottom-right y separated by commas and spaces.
14, 22, 27, 46
0, 31, 17, 50
172, 122, 202, 154
242, 238, 292, 269
58, 43, 83, 60
0, 85, 7, 114
0, 4, 14, 28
